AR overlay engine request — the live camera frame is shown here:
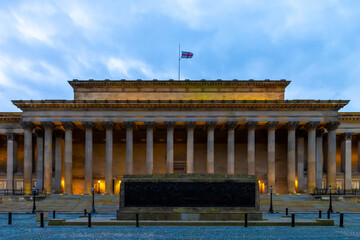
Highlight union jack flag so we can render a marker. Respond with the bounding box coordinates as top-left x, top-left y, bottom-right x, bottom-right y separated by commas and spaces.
181, 51, 193, 58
